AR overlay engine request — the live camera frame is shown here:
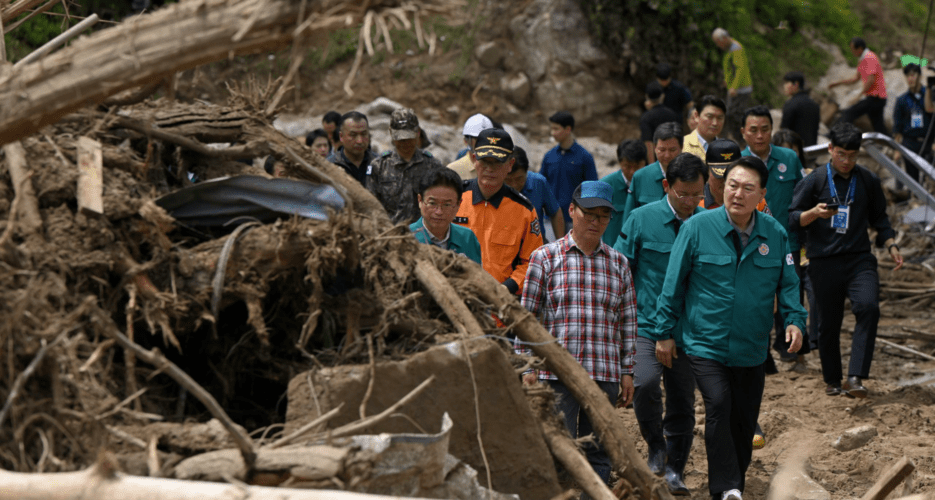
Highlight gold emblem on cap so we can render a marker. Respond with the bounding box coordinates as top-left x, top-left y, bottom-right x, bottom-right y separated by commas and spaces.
721, 153, 733, 160
488, 137, 501, 144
